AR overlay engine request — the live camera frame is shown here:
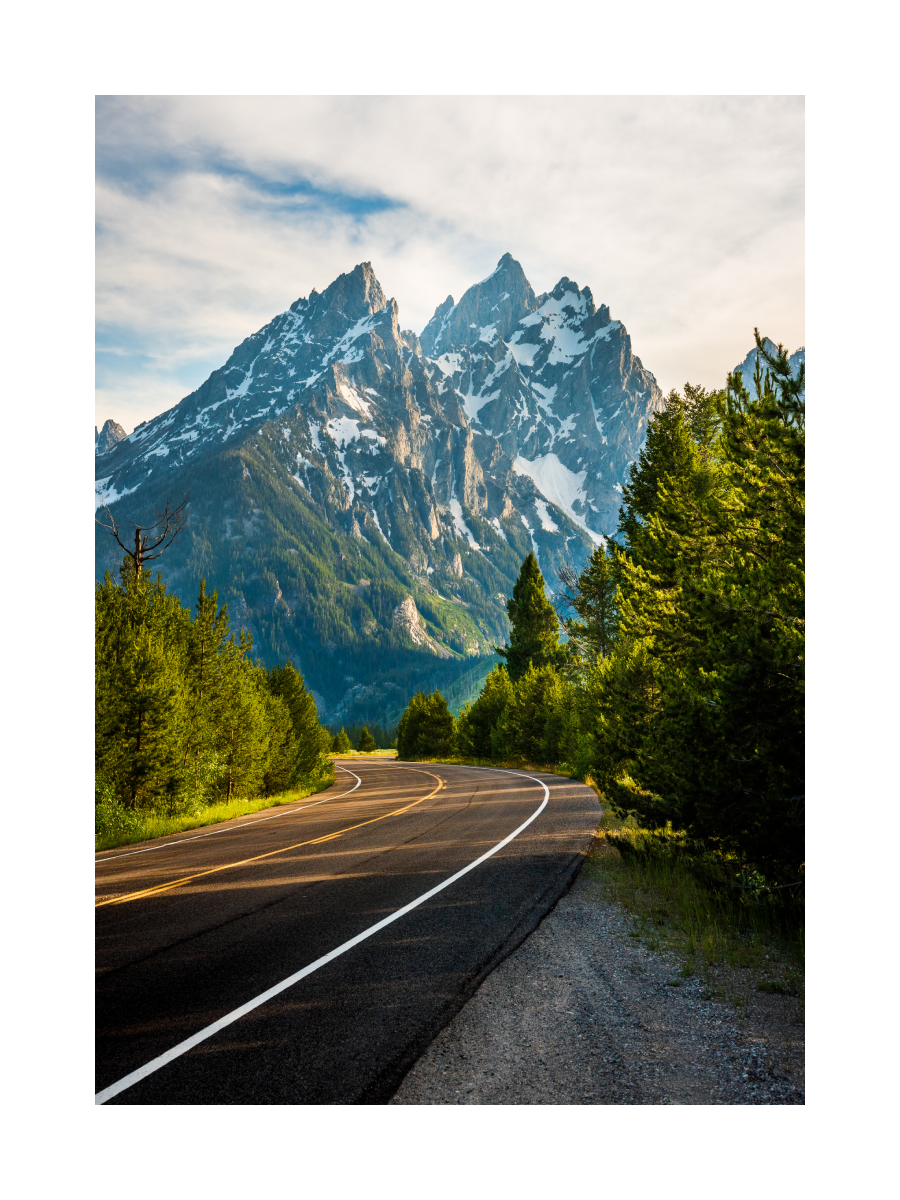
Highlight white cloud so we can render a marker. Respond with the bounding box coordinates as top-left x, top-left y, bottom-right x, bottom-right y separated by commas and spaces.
96, 96, 804, 431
